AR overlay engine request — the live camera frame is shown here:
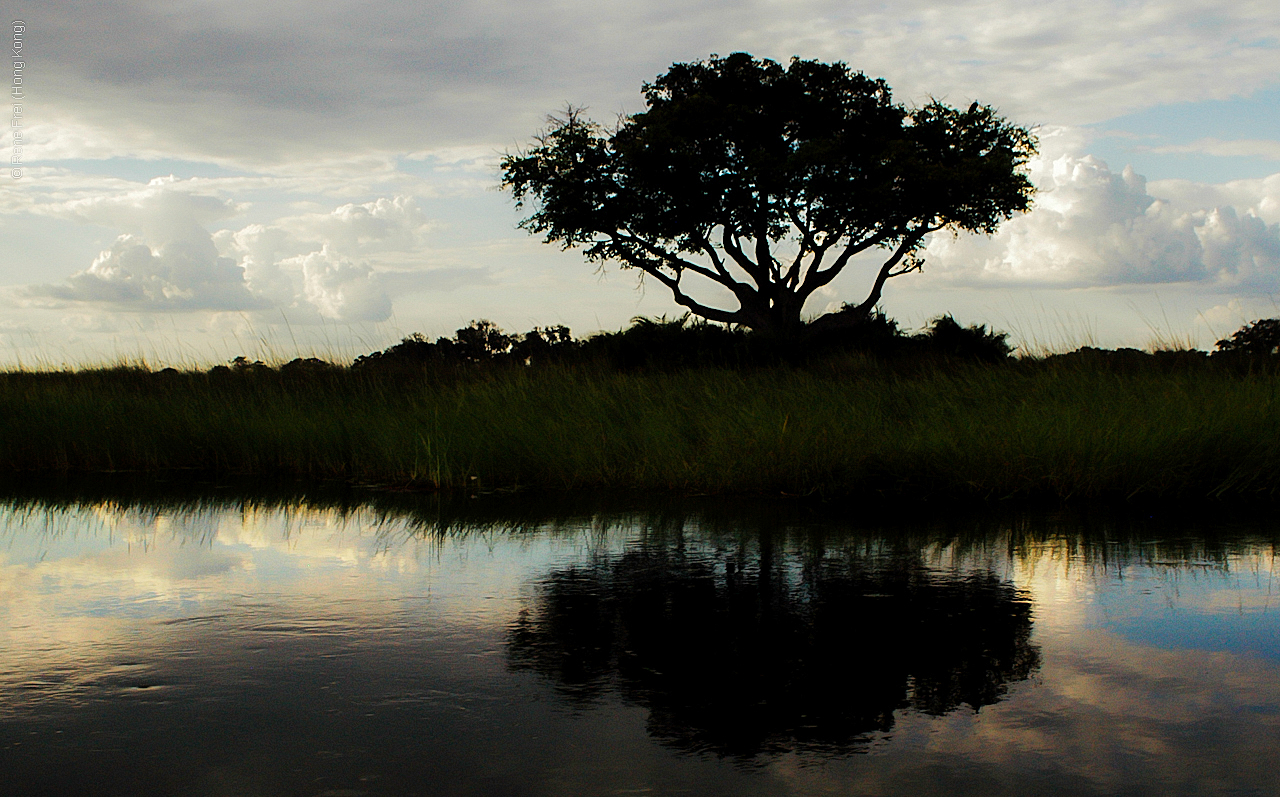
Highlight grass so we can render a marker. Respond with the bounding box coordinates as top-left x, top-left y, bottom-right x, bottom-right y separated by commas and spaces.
1, 355, 1278, 502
